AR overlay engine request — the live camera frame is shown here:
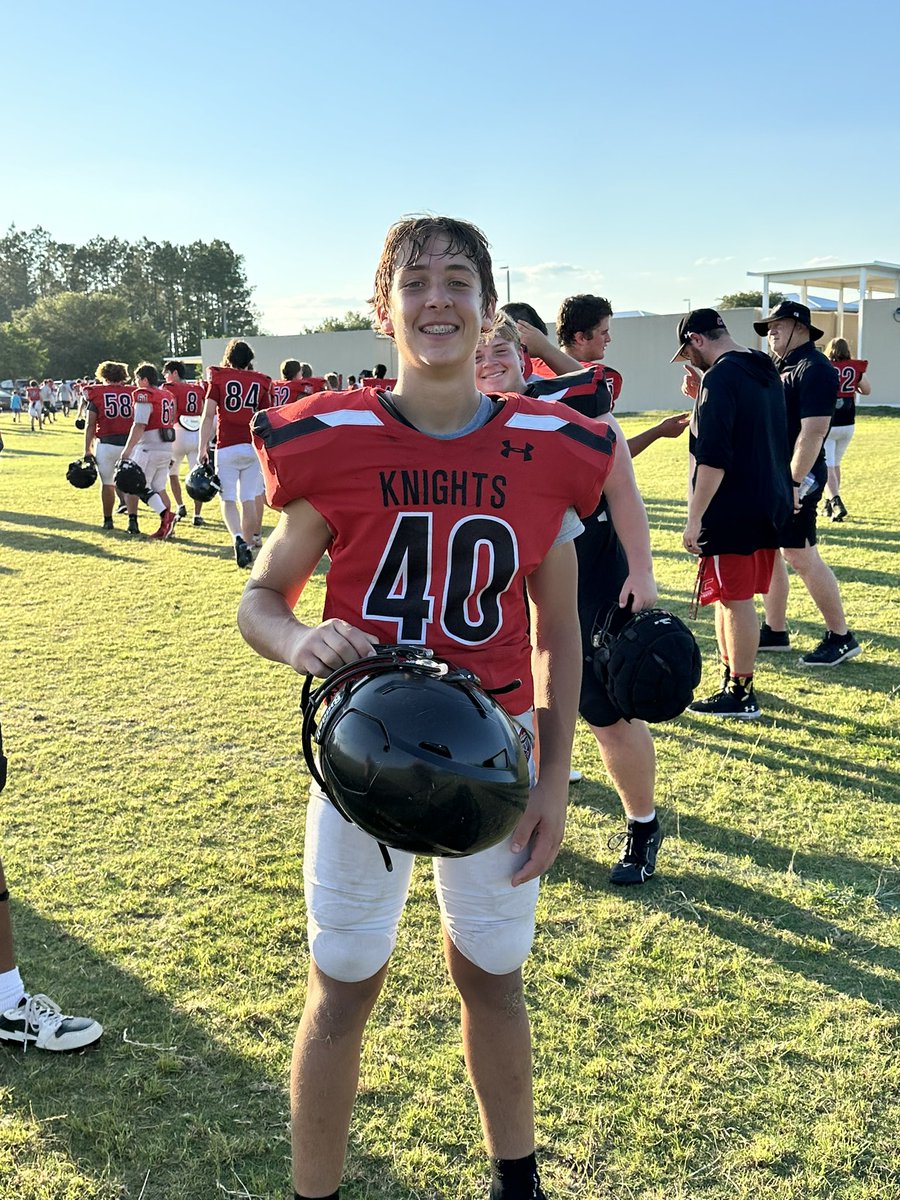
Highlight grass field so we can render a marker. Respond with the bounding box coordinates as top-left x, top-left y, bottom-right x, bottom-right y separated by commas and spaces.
0, 409, 898, 1200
